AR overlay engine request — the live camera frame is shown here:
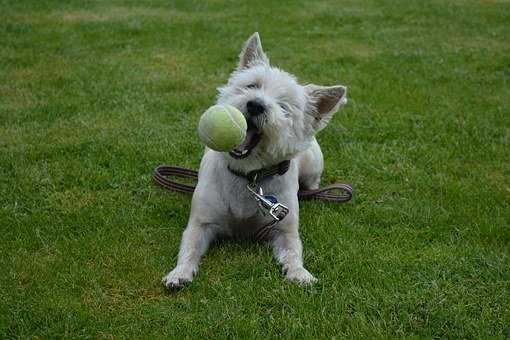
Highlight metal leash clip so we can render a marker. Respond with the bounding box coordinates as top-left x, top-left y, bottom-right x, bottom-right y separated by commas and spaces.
247, 182, 289, 223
